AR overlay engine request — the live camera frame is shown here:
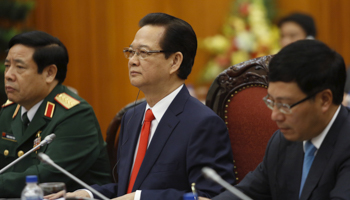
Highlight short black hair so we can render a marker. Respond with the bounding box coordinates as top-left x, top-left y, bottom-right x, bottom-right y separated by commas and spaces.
269, 40, 345, 105
278, 13, 317, 38
8, 31, 69, 83
139, 13, 197, 80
